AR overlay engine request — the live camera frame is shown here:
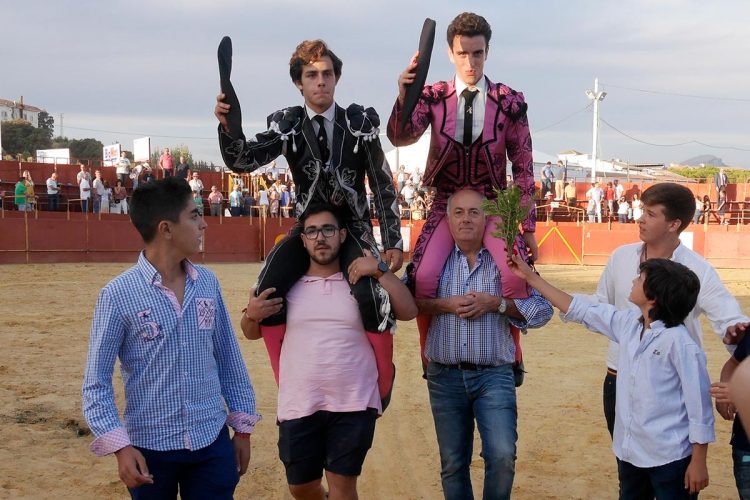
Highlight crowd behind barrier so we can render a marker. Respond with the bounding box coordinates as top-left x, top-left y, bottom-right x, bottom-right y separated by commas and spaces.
2, 160, 750, 228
